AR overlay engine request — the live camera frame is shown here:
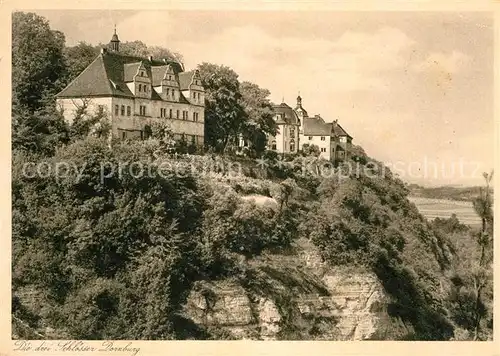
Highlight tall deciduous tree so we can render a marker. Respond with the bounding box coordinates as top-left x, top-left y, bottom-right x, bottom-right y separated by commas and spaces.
12, 12, 67, 111
239, 81, 276, 156
197, 63, 246, 153
117, 40, 183, 62
64, 42, 100, 84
